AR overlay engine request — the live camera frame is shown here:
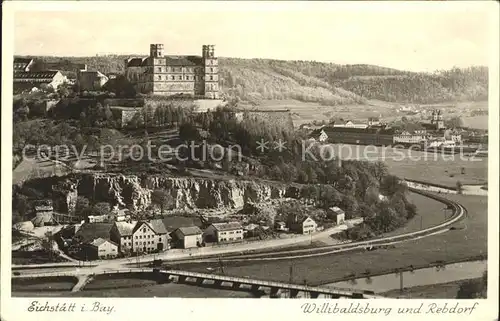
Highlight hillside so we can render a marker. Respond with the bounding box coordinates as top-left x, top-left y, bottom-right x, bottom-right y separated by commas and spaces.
17, 55, 488, 105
